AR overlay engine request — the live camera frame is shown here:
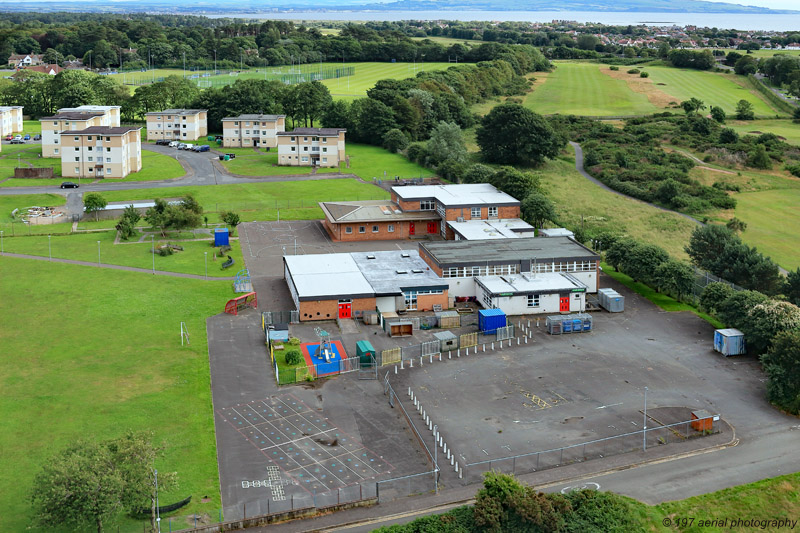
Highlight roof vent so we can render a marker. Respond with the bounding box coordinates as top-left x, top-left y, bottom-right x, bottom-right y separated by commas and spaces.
457, 217, 465, 222
393, 209, 402, 214
412, 269, 423, 273
396, 270, 408, 274
366, 254, 376, 259
401, 253, 410, 258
